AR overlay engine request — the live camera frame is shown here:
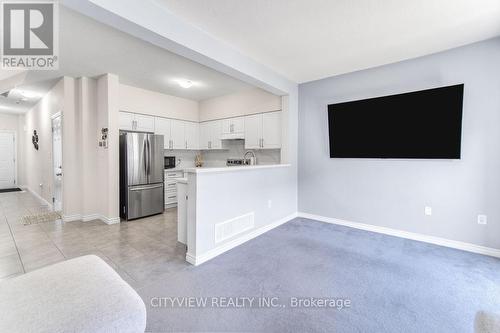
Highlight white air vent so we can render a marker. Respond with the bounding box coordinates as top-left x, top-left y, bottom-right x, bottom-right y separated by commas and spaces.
215, 212, 255, 243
